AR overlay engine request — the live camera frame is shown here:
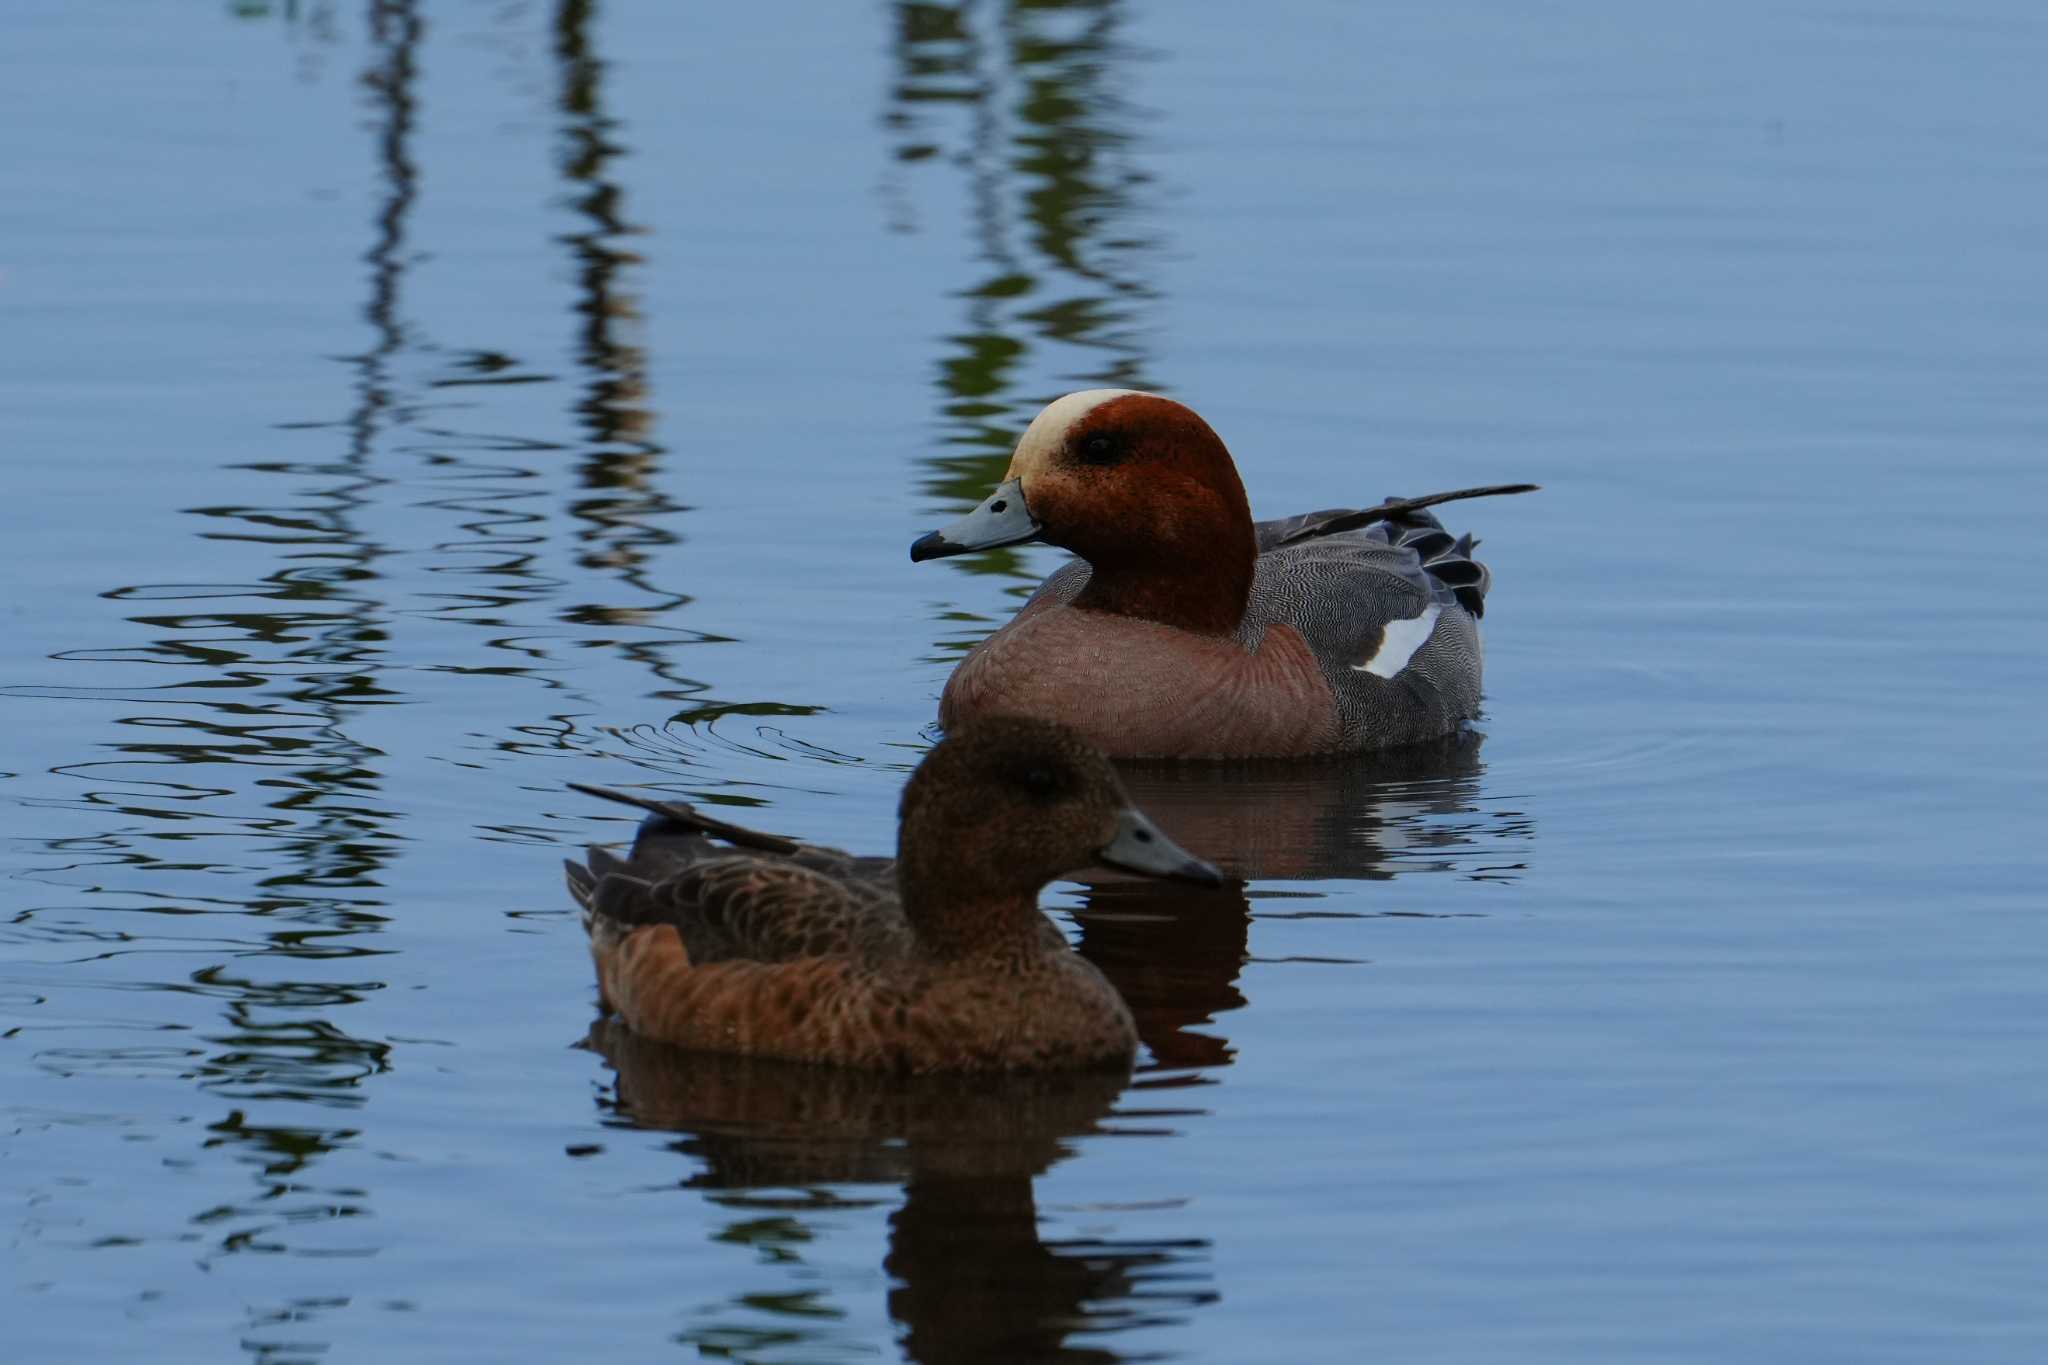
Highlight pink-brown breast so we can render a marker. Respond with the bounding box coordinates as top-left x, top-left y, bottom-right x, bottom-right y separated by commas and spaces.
938, 604, 1341, 759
